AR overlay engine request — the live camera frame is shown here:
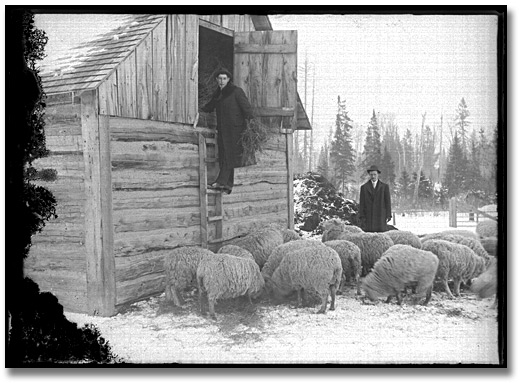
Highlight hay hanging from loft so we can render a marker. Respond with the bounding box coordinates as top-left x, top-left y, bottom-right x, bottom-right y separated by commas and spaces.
198, 56, 228, 109
240, 118, 270, 165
